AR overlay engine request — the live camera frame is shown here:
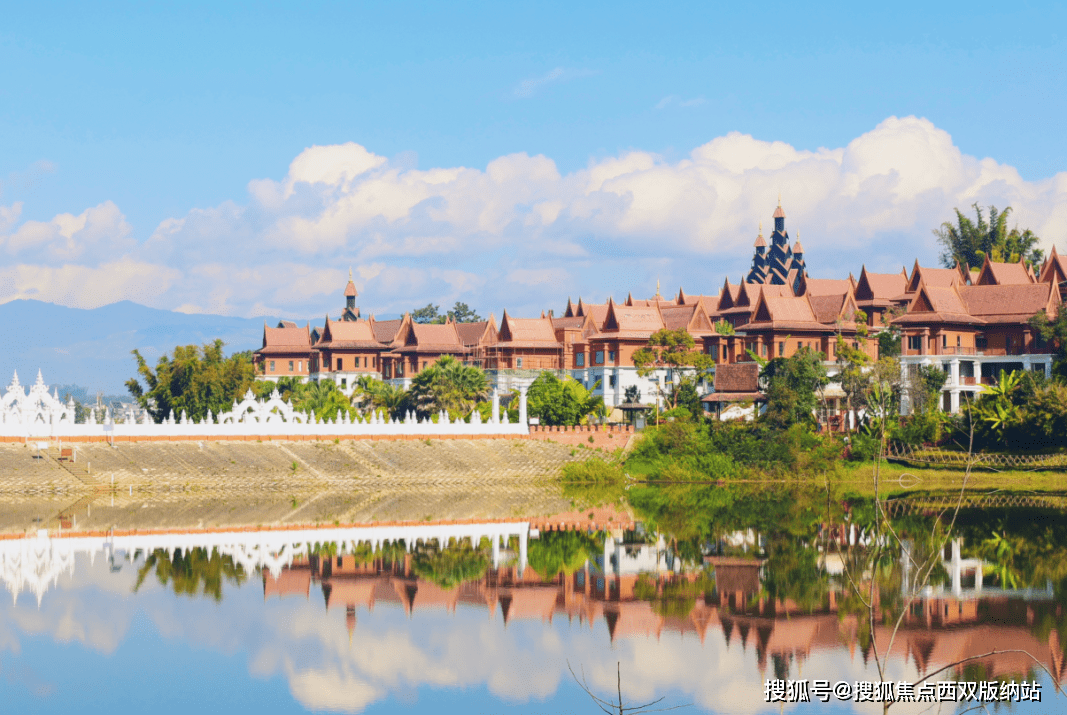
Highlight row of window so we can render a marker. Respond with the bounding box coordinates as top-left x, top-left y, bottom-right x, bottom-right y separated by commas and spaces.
574, 351, 615, 367
268, 360, 304, 373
